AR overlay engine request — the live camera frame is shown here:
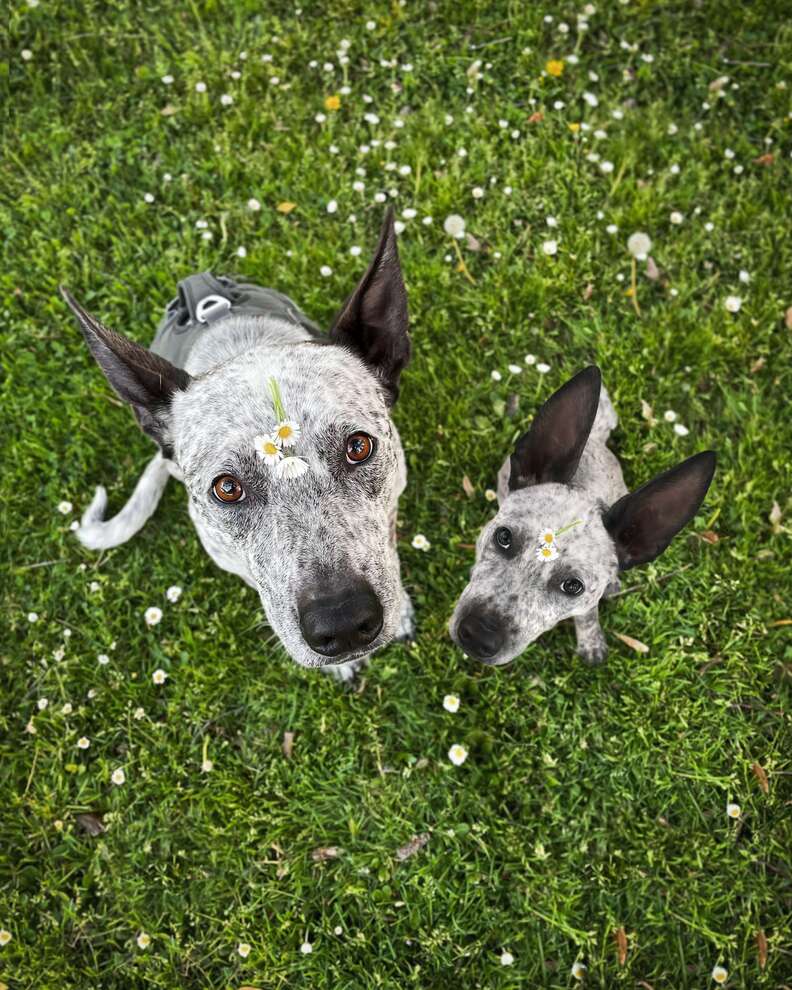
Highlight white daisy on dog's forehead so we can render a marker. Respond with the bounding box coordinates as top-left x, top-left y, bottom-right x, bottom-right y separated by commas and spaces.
538, 529, 556, 546
448, 743, 468, 766
276, 456, 309, 480
254, 434, 283, 465
273, 420, 301, 447
535, 543, 559, 562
